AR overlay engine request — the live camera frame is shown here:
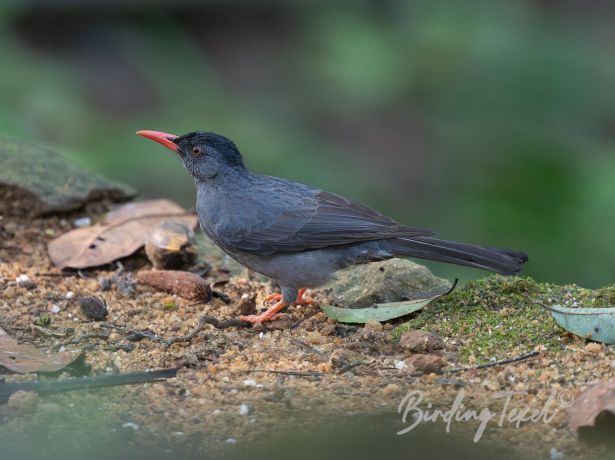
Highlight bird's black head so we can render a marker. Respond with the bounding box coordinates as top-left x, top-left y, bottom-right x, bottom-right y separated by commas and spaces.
137, 129, 245, 181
